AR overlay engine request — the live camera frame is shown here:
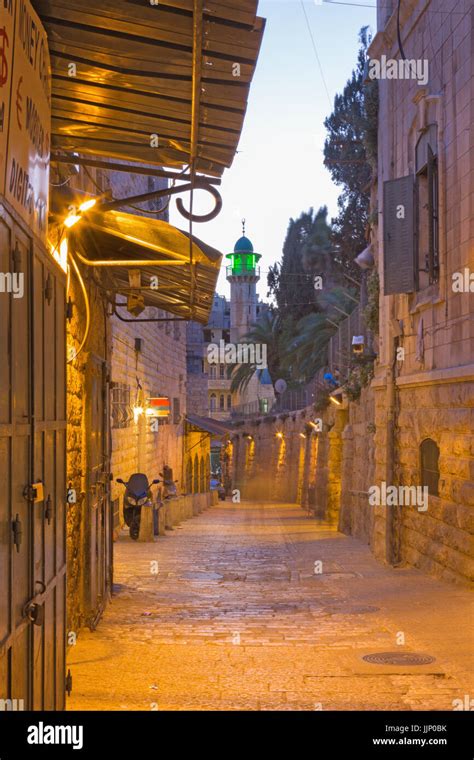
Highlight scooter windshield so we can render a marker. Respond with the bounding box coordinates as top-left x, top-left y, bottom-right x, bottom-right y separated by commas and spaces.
126, 473, 149, 496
